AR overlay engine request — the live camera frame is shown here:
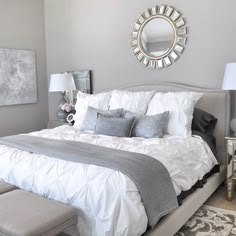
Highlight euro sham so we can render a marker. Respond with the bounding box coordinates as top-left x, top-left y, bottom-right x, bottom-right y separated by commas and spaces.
146, 92, 202, 137
74, 91, 111, 129
109, 90, 155, 114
